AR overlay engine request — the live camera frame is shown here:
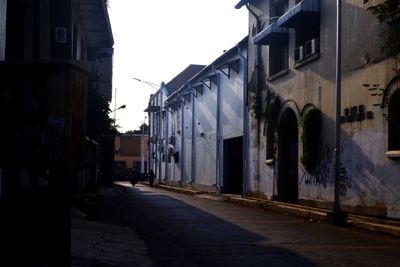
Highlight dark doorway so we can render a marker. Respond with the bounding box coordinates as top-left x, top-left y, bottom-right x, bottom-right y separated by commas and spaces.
223, 136, 243, 194
388, 89, 400, 151
277, 109, 298, 203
